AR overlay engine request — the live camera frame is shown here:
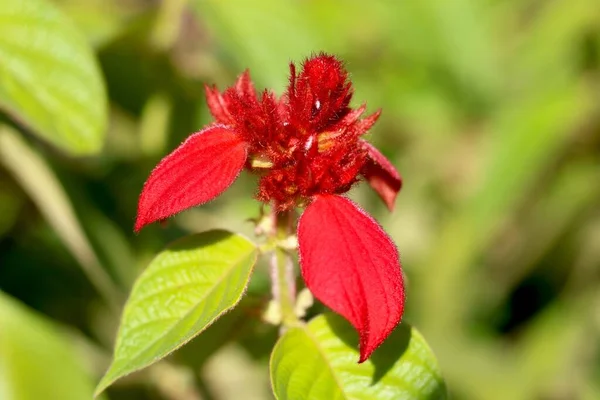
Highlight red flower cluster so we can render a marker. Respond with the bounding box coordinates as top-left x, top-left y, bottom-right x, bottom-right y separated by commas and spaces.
135, 54, 404, 362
